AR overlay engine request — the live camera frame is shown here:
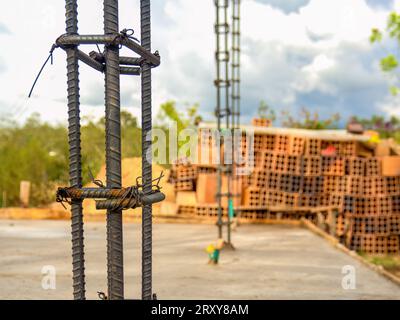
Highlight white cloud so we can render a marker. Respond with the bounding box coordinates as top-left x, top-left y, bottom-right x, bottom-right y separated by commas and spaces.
0, 0, 397, 126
